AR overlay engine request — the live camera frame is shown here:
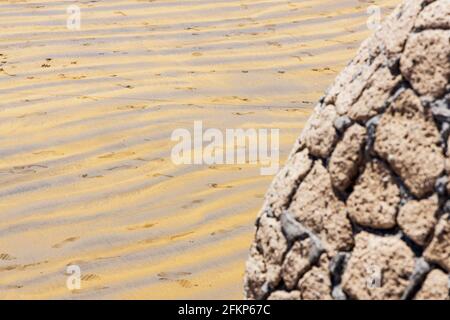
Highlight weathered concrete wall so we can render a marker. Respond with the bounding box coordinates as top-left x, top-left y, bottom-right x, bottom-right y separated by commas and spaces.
244, 0, 450, 300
